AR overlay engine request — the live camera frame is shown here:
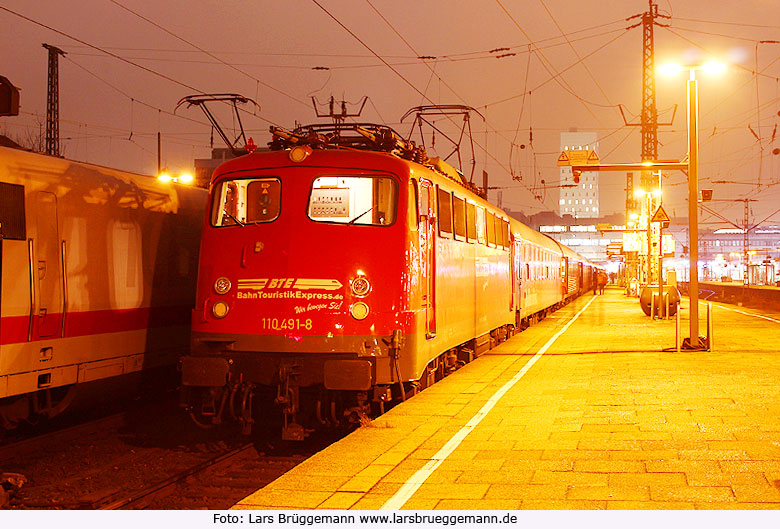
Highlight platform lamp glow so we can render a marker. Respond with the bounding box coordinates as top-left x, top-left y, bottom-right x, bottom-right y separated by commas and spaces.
660, 60, 726, 348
